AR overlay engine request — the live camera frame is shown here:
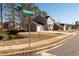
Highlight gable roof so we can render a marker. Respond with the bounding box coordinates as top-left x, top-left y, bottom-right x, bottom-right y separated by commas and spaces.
60, 23, 65, 26
45, 16, 50, 19
32, 21, 43, 25
45, 16, 54, 21
33, 15, 47, 25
